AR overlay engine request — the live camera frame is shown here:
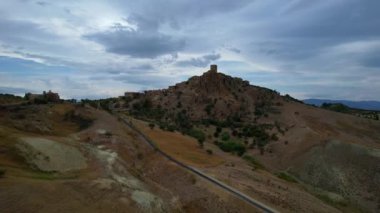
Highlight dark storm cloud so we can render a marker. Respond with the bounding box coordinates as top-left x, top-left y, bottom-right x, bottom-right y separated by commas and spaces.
361, 53, 380, 68
106, 64, 154, 75
239, 0, 380, 61
85, 23, 185, 58
36, 1, 48, 6
227, 47, 241, 54
110, 72, 182, 90
115, 0, 253, 24
84, 0, 253, 58
86, 30, 185, 58
177, 53, 221, 67
255, 0, 380, 39
0, 19, 56, 43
